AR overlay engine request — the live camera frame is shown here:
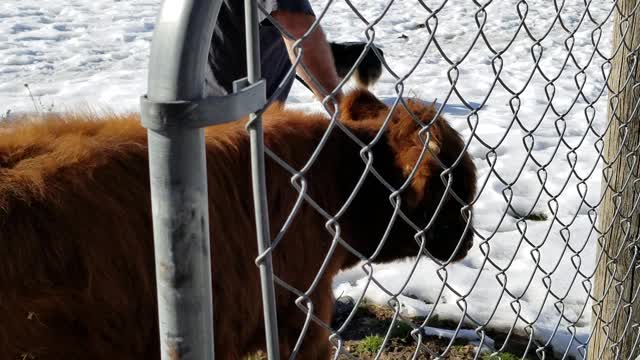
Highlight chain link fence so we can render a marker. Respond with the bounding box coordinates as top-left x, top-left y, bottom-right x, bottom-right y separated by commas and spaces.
142, 0, 640, 359
3, 0, 640, 359
247, 0, 639, 359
